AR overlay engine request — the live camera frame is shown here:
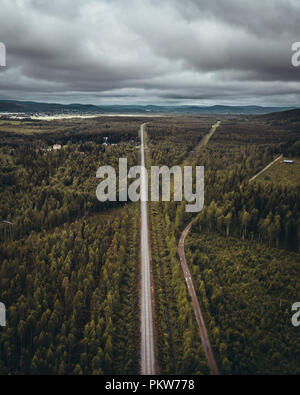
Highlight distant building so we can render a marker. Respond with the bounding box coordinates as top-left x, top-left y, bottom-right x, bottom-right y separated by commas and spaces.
284, 160, 294, 164
53, 144, 62, 150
